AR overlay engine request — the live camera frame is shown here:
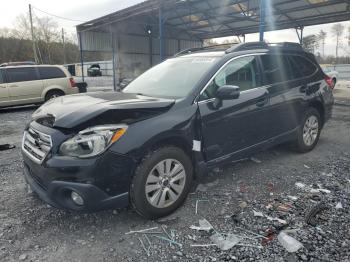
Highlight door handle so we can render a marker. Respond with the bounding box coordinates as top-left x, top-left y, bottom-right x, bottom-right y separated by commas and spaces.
256, 96, 269, 107
9, 84, 18, 88
0, 85, 6, 88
